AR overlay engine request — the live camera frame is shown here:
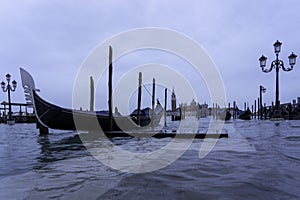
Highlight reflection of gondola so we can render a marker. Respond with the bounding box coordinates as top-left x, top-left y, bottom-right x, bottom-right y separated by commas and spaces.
238, 108, 252, 120
20, 68, 164, 132
35, 133, 88, 167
